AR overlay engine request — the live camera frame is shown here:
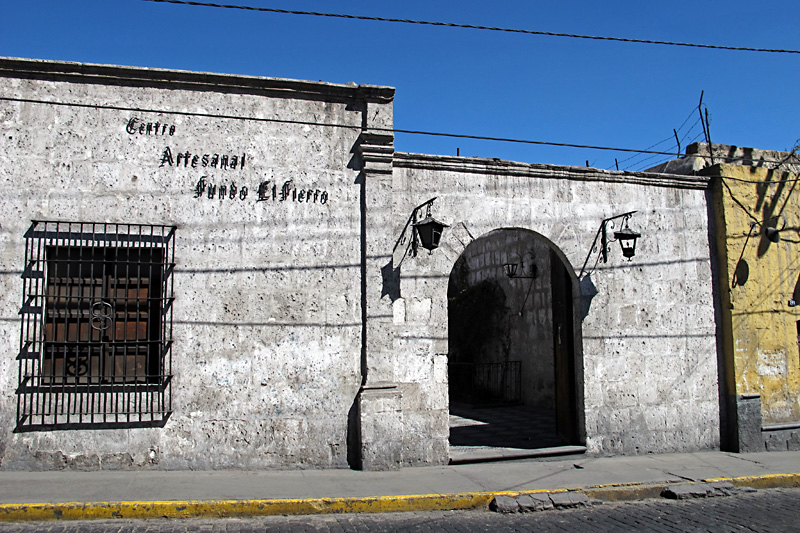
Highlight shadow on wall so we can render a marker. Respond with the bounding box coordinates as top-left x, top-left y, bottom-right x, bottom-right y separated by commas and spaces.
381, 260, 401, 302
579, 274, 598, 320
447, 259, 509, 369
751, 167, 797, 258
733, 259, 749, 287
